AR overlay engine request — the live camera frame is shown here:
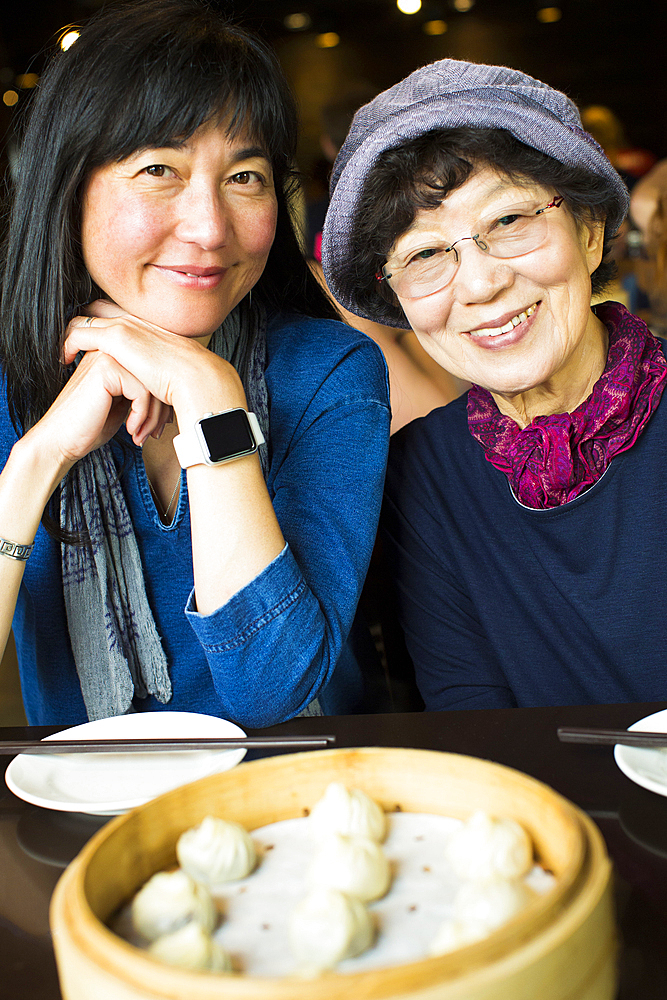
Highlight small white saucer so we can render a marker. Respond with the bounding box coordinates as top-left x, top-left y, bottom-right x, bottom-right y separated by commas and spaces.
5, 711, 247, 815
